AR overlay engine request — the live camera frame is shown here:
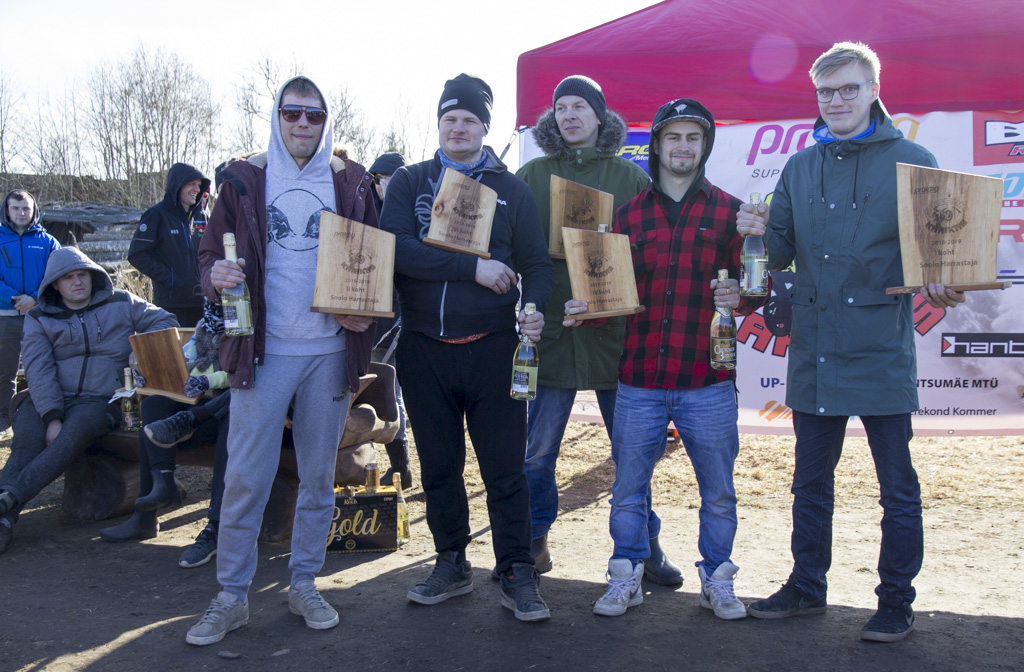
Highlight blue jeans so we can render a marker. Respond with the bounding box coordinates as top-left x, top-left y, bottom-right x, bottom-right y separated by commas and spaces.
609, 381, 738, 575
790, 411, 921, 606
524, 385, 616, 538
